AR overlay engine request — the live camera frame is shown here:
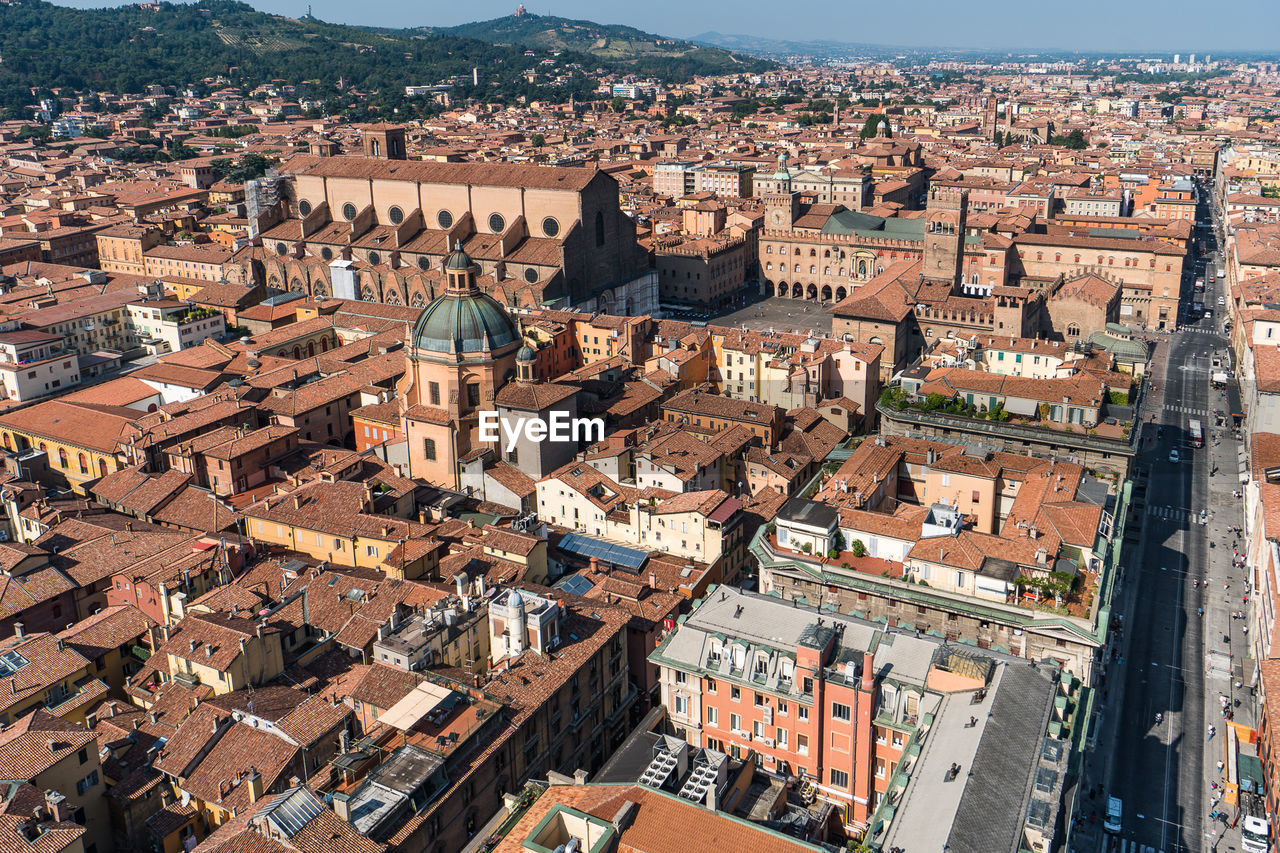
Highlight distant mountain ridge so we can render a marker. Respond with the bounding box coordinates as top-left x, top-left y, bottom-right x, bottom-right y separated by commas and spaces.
430, 13, 775, 77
